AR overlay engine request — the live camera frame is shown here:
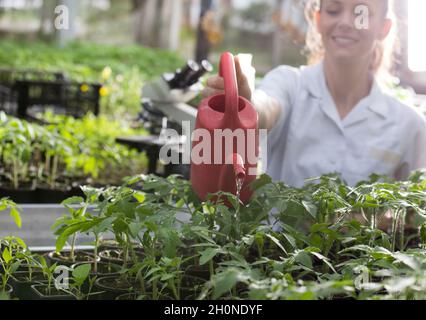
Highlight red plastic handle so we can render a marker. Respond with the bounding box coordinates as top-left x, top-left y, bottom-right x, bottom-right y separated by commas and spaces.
219, 52, 239, 121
